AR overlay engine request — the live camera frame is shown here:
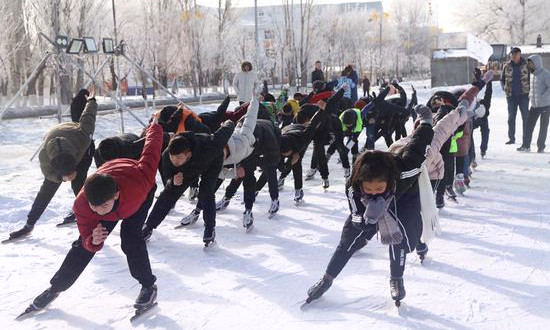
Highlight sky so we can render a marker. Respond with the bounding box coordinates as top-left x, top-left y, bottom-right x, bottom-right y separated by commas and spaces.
195, 0, 466, 33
